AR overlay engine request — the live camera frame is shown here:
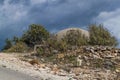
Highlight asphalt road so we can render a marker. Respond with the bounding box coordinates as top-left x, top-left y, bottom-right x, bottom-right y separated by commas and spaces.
0, 66, 40, 80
